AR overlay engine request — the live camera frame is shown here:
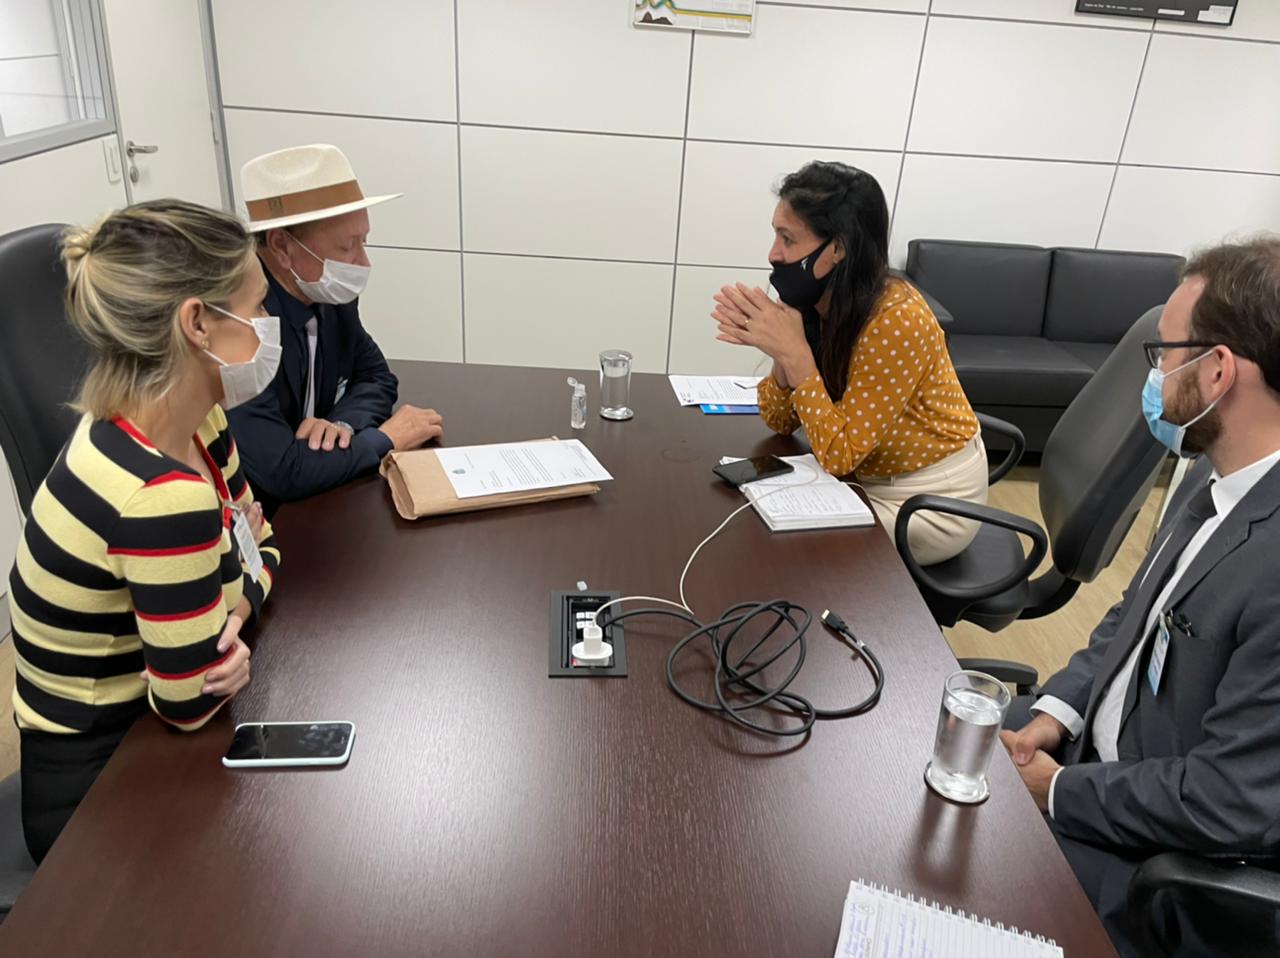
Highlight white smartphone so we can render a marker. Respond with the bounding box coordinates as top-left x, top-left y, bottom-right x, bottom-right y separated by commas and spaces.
221, 720, 356, 768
